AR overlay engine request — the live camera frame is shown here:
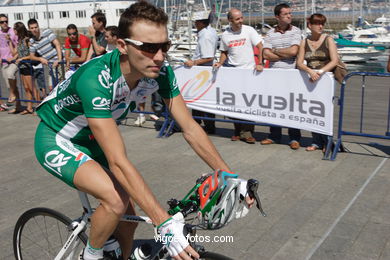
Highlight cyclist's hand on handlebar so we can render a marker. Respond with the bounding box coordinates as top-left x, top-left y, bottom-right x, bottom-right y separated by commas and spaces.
156, 213, 200, 259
